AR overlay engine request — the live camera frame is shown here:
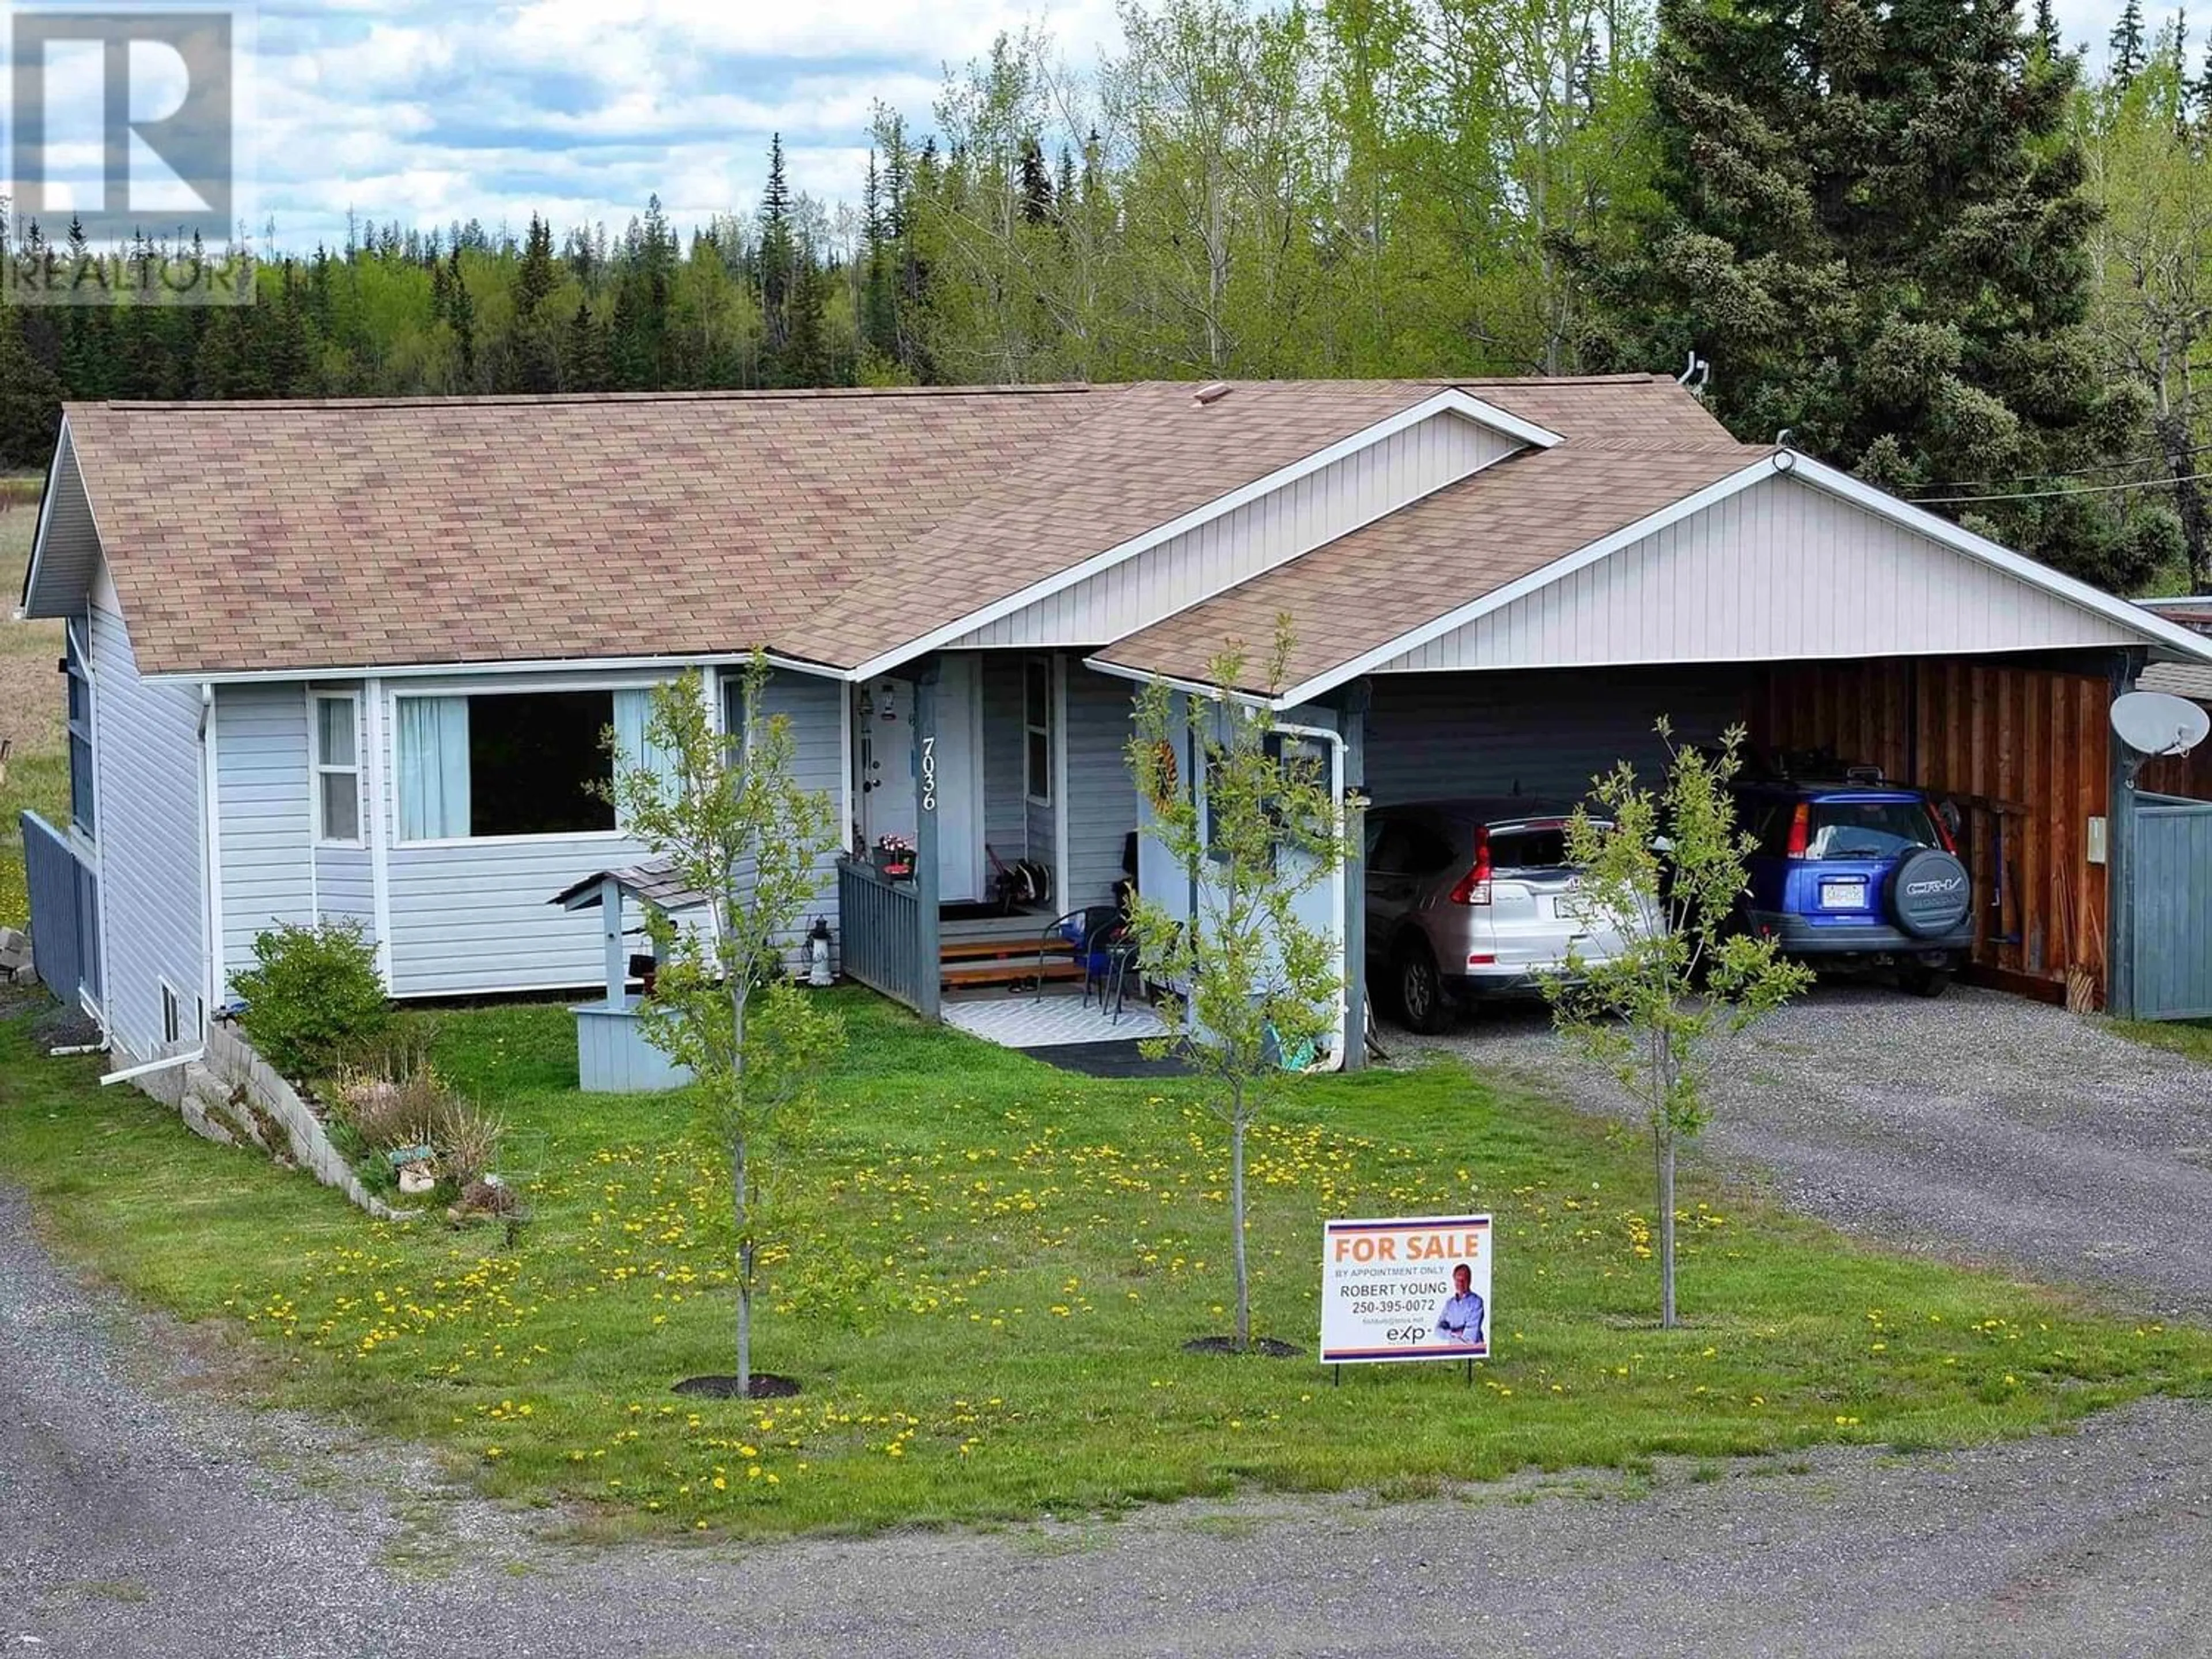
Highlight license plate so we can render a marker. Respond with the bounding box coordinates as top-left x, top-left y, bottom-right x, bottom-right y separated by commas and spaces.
1819, 878, 1867, 910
